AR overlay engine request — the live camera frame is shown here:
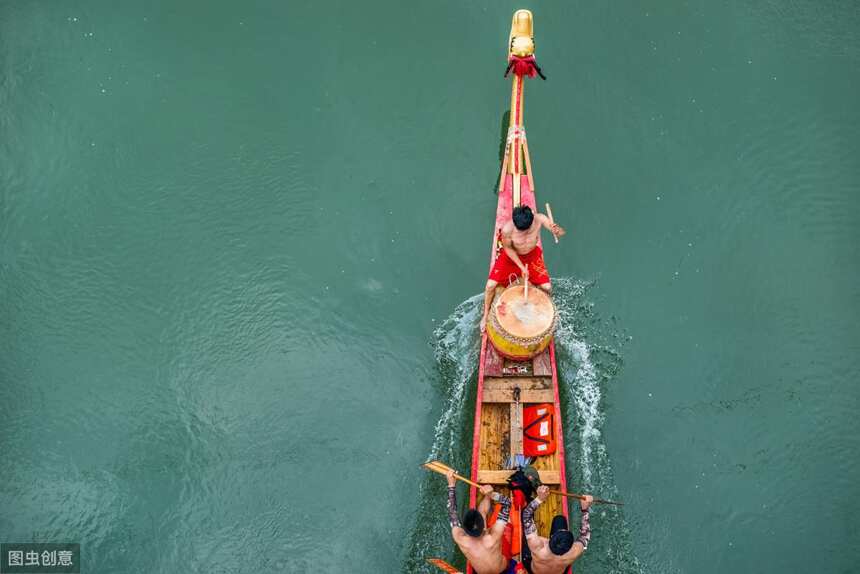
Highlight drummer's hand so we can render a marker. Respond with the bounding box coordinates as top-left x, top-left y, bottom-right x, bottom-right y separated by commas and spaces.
550, 223, 566, 237
521, 264, 529, 276
479, 484, 494, 496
